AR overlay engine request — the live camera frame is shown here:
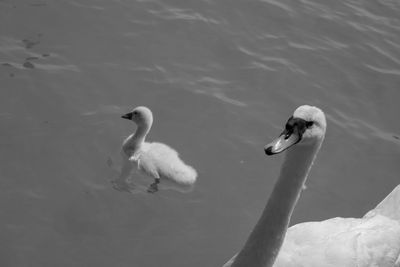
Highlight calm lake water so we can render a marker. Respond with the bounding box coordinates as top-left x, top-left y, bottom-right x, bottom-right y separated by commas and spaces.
1, 0, 400, 266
